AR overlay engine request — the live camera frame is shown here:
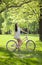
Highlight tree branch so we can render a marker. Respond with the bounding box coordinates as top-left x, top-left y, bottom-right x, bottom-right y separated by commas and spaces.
0, 0, 32, 13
